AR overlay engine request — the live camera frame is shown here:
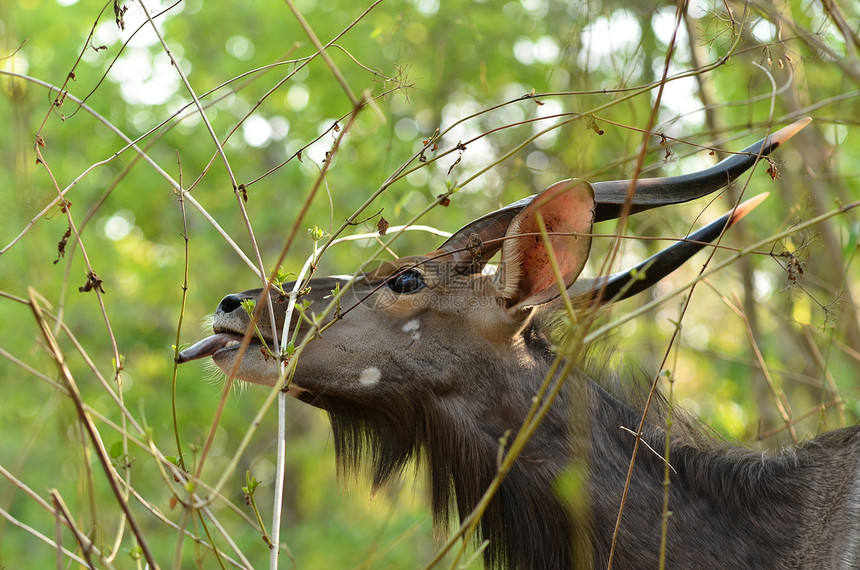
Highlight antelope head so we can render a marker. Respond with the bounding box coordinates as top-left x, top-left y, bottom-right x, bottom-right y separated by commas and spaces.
177, 119, 809, 568
179, 119, 809, 395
